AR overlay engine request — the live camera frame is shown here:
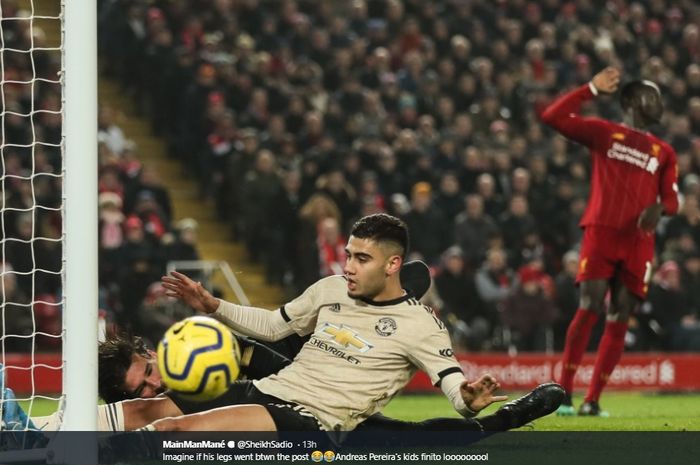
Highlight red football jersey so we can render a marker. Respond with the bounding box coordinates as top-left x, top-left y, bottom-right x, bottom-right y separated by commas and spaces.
541, 84, 679, 232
